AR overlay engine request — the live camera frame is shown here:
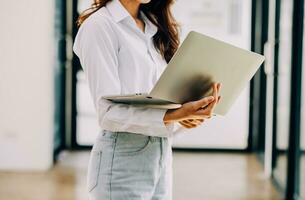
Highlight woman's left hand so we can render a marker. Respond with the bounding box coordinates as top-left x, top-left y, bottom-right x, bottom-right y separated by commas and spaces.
178, 83, 222, 129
